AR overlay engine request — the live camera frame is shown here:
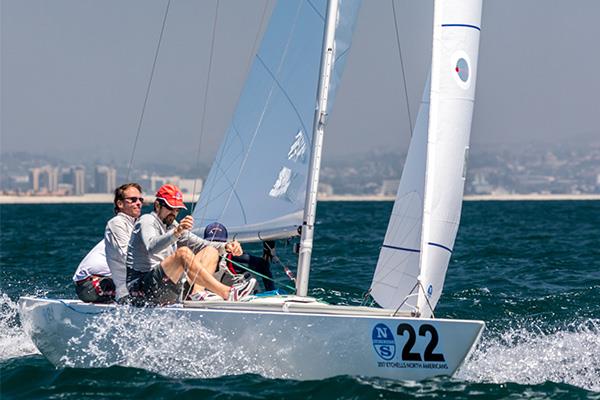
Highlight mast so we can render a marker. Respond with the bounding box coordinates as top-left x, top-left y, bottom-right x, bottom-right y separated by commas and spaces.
296, 0, 339, 297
